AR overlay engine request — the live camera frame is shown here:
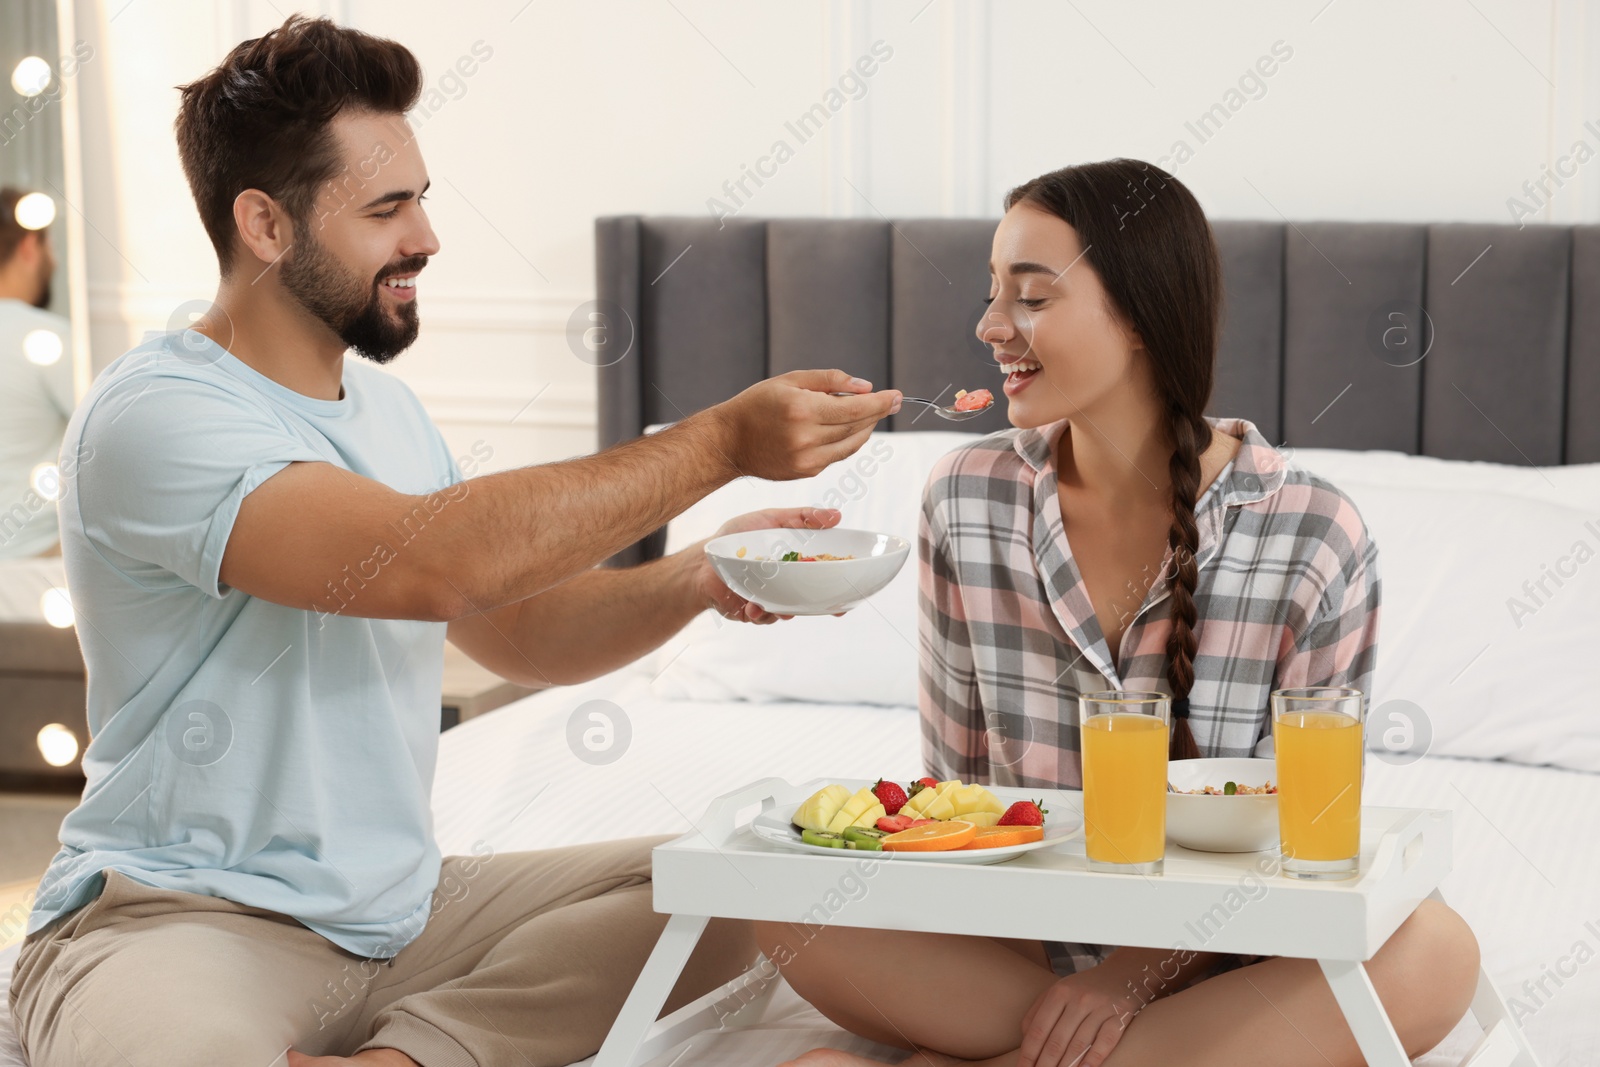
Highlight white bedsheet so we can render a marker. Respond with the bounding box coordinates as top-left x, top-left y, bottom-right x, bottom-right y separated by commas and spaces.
6, 667, 1598, 1065
431, 672, 1600, 1067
